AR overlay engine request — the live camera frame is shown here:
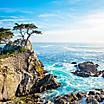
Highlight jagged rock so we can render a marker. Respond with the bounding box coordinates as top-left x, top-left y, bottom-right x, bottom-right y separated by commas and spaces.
78, 61, 98, 74
0, 51, 60, 101
76, 92, 85, 100
30, 74, 60, 93
87, 96, 99, 104
72, 61, 102, 77
53, 89, 104, 104
54, 93, 79, 104
0, 94, 45, 104
88, 91, 96, 95
72, 71, 91, 77
0, 52, 32, 100
0, 66, 22, 101
95, 94, 102, 102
